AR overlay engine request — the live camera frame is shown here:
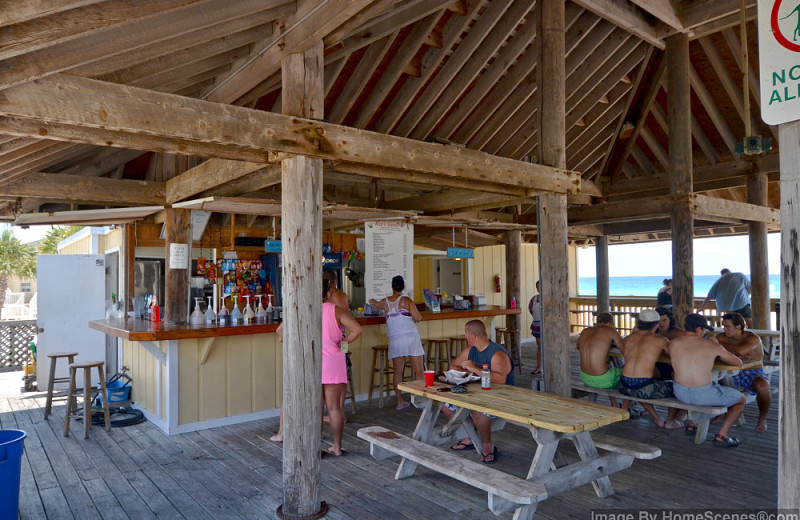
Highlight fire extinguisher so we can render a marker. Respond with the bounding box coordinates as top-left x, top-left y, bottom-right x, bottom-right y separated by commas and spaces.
494, 274, 501, 293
